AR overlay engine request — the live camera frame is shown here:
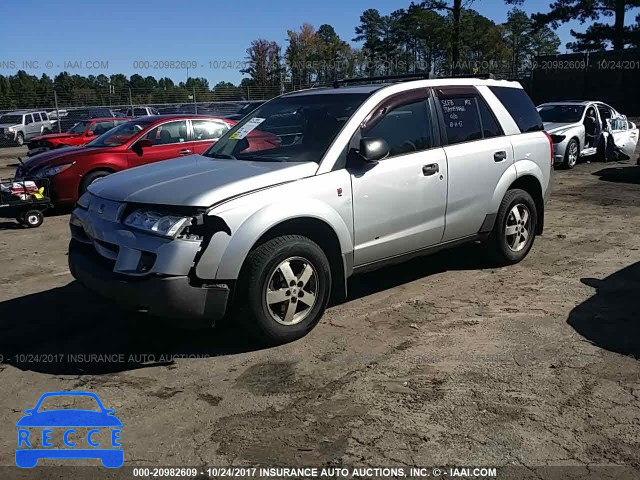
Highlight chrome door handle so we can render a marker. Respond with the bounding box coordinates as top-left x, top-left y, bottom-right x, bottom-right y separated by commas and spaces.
494, 151, 507, 162
422, 163, 439, 176
178, 149, 192, 155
